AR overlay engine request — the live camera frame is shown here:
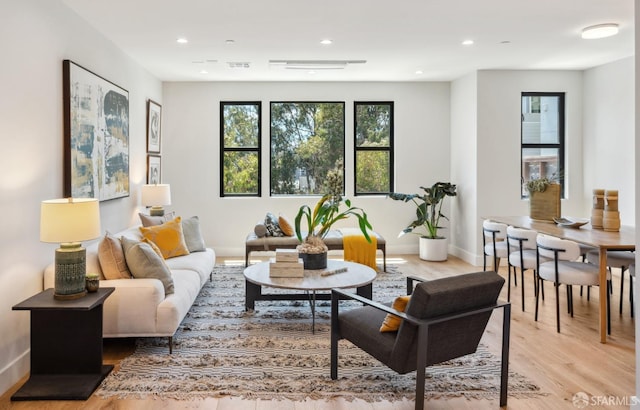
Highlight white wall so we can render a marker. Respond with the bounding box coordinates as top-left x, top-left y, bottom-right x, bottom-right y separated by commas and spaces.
161, 82, 451, 256
583, 57, 635, 226
449, 72, 478, 264
473, 70, 585, 264
0, 1, 161, 395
